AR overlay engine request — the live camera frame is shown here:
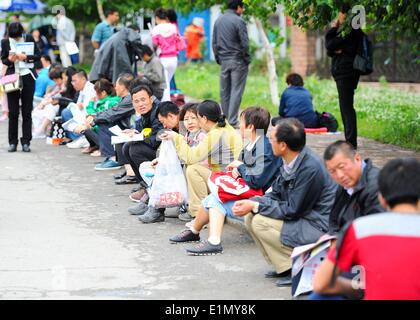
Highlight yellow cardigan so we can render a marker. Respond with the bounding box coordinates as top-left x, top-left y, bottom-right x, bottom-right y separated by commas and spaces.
174, 123, 243, 172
